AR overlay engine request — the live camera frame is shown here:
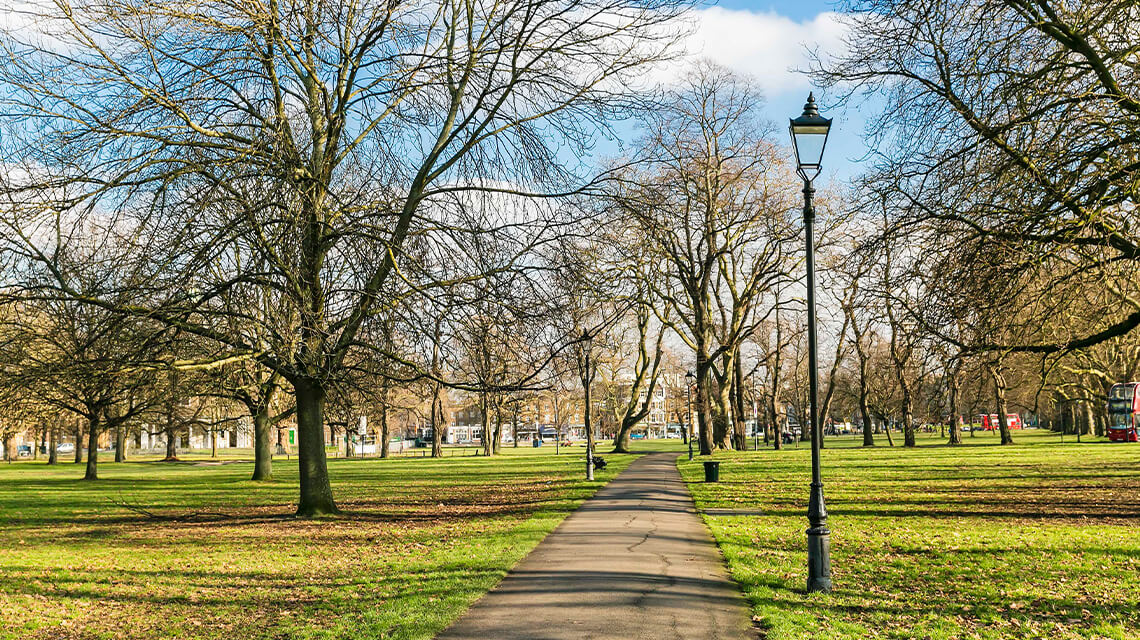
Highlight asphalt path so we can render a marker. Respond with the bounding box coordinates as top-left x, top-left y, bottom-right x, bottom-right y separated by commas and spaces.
436, 452, 754, 640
